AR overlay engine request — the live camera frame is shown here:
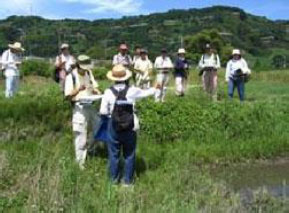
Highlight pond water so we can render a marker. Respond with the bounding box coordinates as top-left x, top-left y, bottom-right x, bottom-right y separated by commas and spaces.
211, 159, 289, 204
